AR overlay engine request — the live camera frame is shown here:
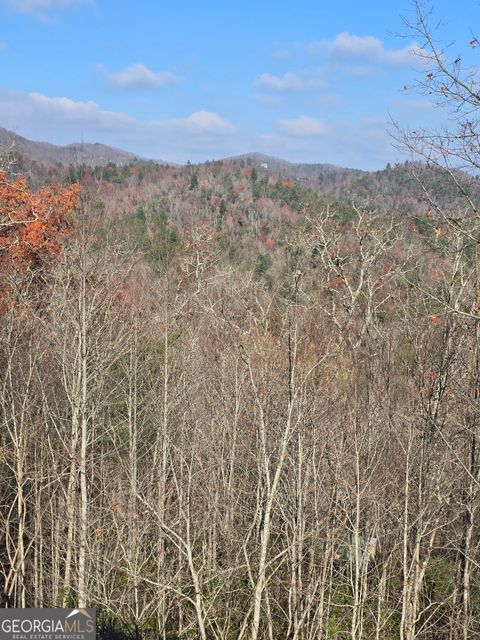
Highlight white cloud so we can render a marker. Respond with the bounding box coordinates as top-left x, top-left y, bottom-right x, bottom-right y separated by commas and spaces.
0, 87, 237, 162
256, 72, 304, 92
107, 64, 176, 90
310, 32, 420, 67
25, 92, 233, 135
173, 111, 235, 135
7, 0, 83, 15
28, 91, 134, 127
276, 115, 327, 137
